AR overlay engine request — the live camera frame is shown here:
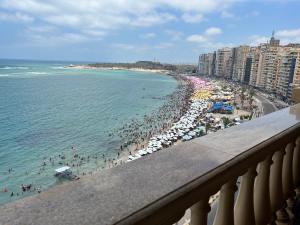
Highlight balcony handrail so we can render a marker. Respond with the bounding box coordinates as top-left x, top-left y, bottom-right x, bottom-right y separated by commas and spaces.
1, 104, 300, 225
122, 121, 300, 225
